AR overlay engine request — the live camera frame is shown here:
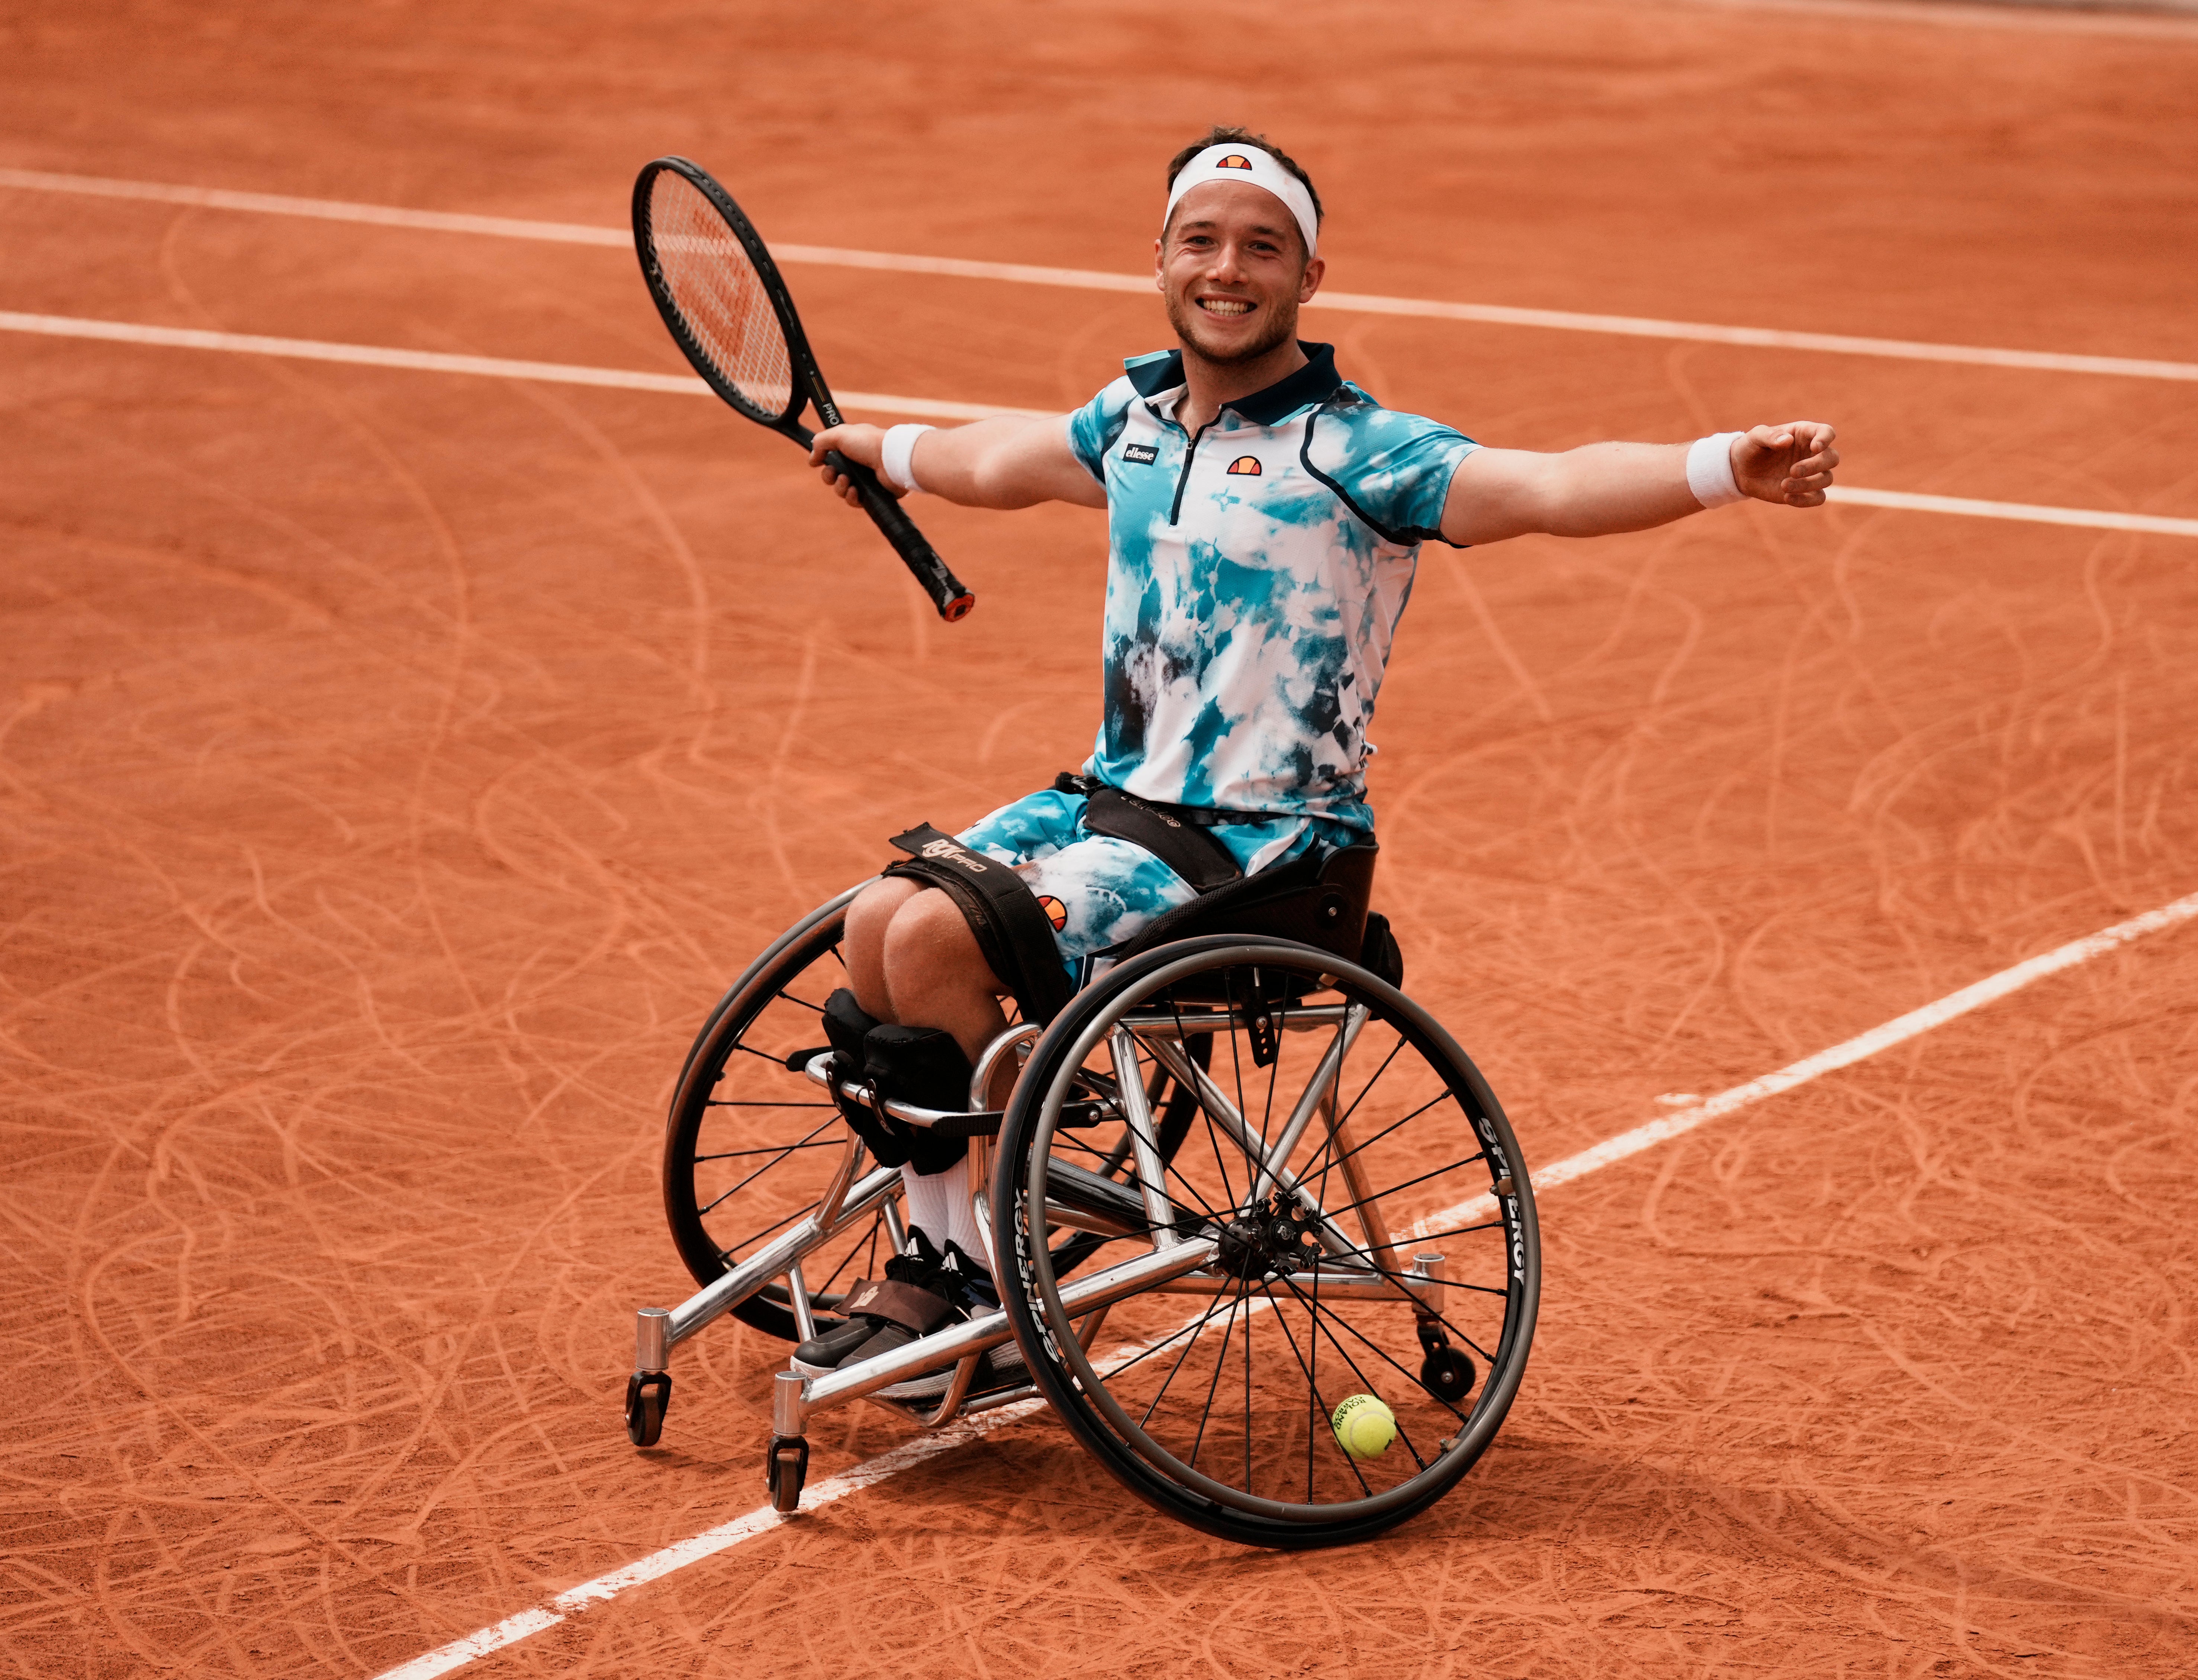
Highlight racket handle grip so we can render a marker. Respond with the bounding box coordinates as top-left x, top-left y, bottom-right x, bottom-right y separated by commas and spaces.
827, 451, 976, 623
